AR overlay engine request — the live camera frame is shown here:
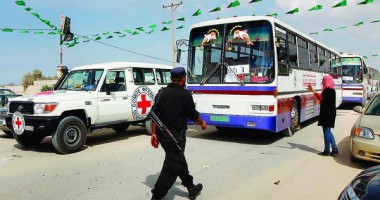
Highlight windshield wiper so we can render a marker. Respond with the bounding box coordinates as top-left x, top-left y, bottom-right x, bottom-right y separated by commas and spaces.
223, 62, 244, 86
200, 63, 221, 85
